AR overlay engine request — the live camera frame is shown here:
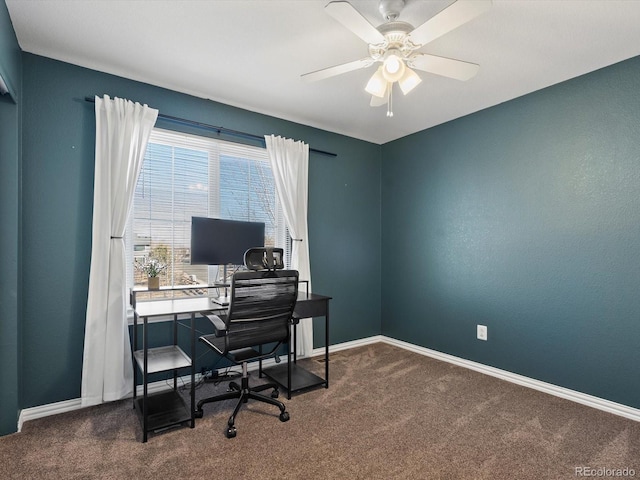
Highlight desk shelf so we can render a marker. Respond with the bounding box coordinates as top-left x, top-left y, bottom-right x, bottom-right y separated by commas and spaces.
133, 390, 191, 433
262, 363, 326, 393
133, 345, 191, 374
